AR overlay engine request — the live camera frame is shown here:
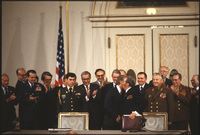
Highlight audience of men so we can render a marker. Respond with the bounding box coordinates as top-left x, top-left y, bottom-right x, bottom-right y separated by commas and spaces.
1, 67, 198, 134
169, 73, 191, 130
